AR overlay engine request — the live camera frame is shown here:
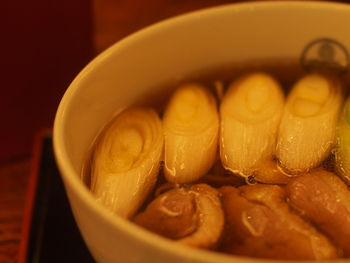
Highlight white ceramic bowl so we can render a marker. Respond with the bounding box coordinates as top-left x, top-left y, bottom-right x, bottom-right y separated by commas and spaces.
54, 1, 350, 263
